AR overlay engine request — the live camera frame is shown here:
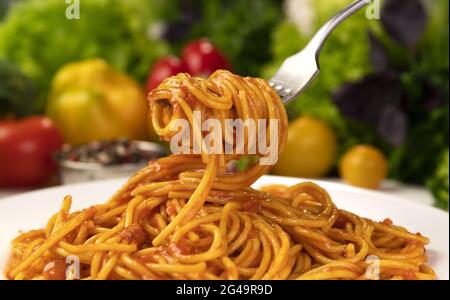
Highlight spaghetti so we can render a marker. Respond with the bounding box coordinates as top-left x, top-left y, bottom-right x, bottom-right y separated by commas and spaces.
6, 70, 435, 280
